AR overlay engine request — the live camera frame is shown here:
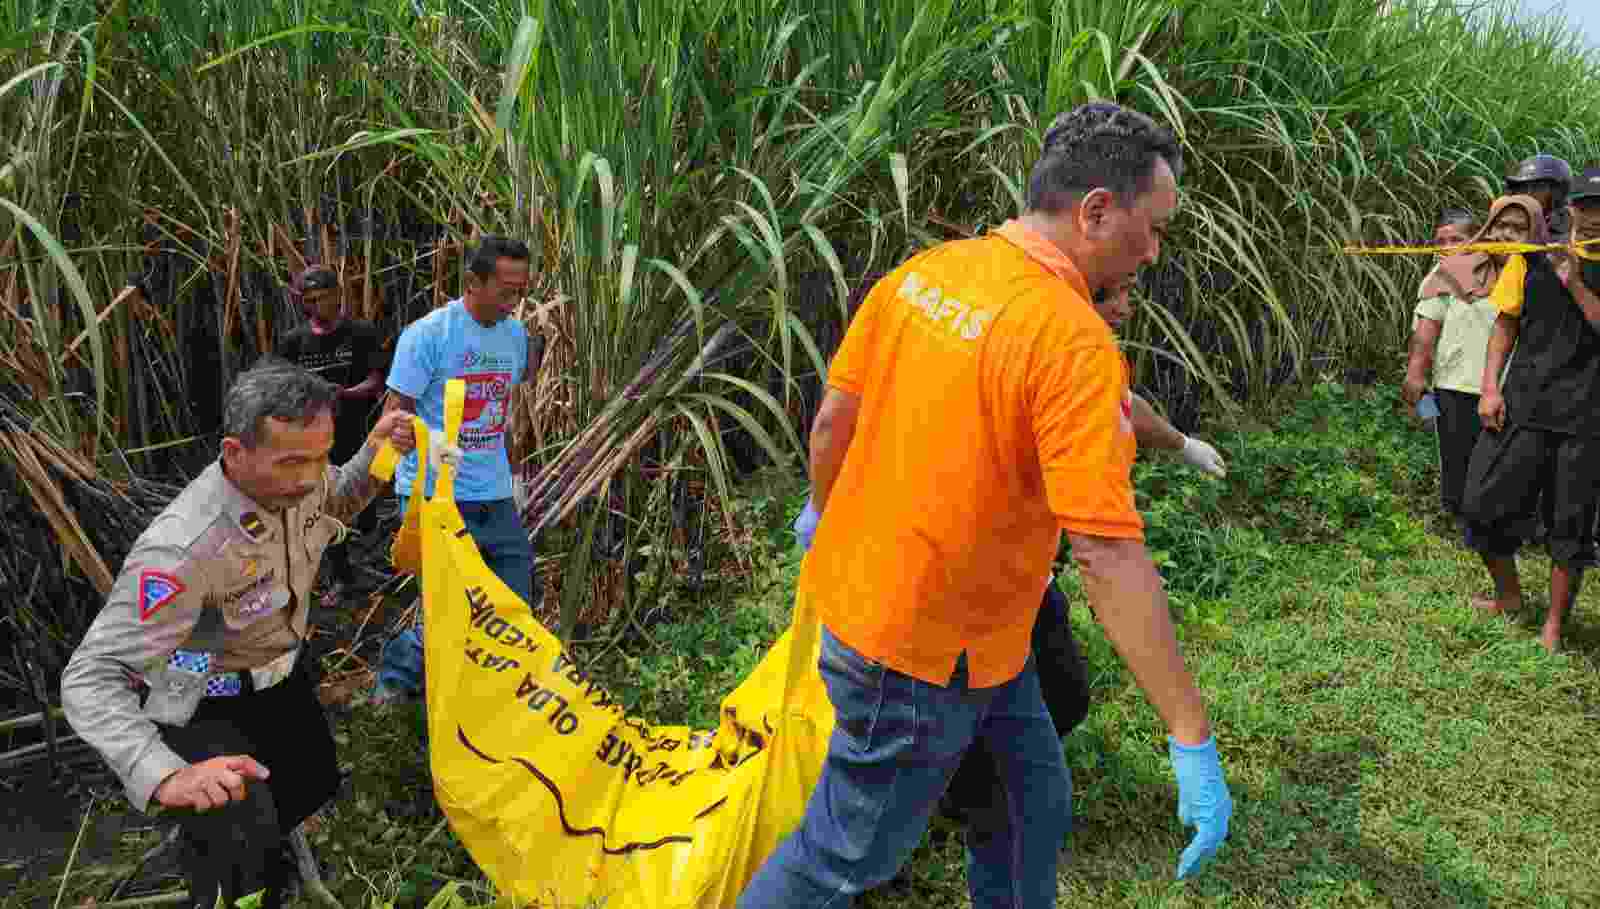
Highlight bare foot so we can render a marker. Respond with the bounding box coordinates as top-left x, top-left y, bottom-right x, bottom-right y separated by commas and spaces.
1538, 628, 1561, 653
1471, 595, 1519, 616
